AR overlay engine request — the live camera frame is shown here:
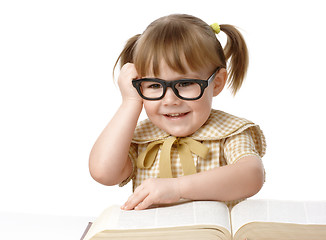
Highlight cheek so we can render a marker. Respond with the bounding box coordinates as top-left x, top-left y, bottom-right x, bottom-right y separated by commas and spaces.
191, 91, 214, 123
193, 90, 214, 111
143, 101, 159, 118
